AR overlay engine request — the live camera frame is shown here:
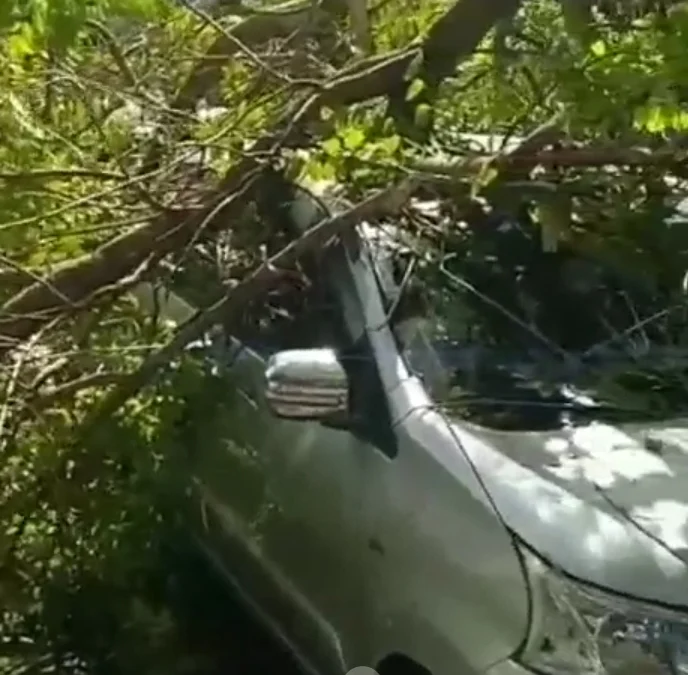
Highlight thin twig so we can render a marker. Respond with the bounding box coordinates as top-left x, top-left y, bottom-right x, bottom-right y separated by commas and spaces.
29, 372, 123, 413
0, 253, 75, 308
0, 169, 127, 182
